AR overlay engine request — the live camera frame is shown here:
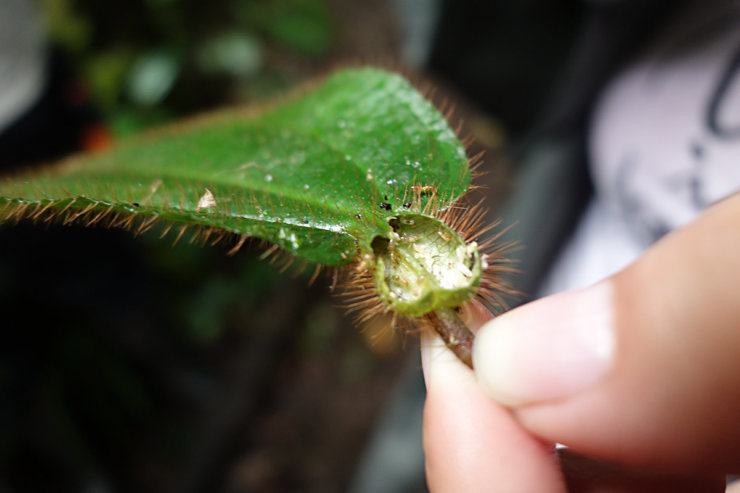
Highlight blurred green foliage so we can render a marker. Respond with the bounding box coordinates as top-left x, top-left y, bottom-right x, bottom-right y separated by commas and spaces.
40, 0, 337, 134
